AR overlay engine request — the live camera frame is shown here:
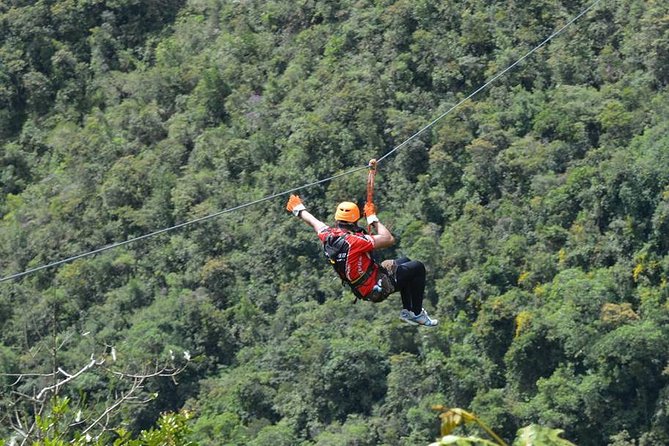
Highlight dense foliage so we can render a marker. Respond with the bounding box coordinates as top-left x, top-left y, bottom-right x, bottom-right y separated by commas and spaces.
1, 0, 669, 444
